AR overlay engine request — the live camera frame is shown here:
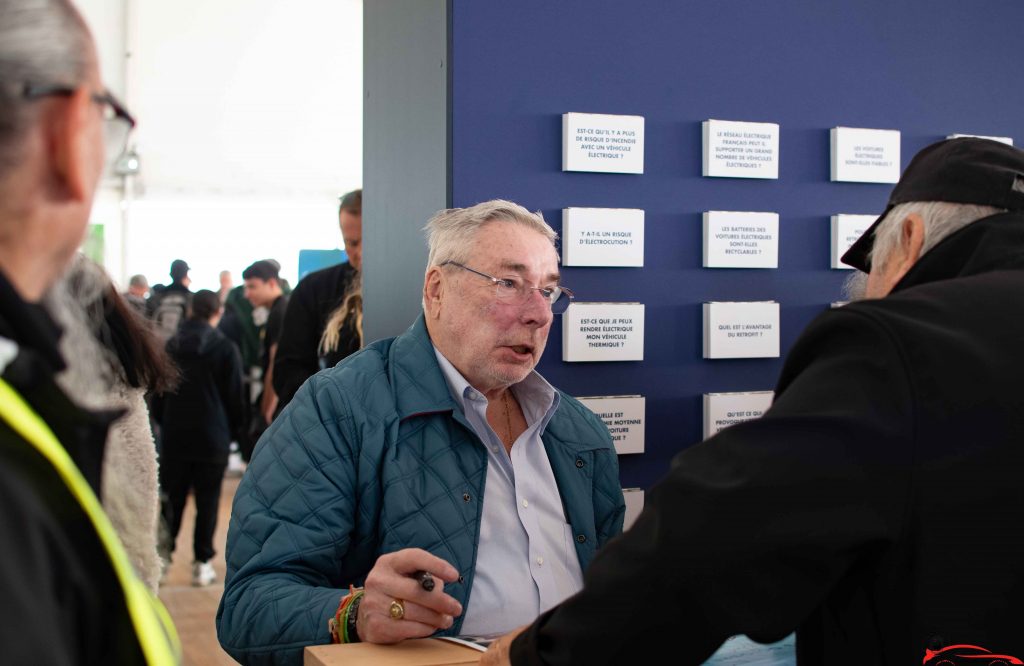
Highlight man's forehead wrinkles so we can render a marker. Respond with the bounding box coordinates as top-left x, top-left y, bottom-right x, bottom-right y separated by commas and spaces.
490, 260, 561, 285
